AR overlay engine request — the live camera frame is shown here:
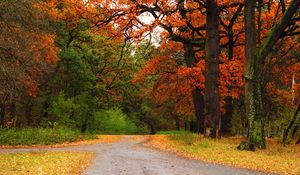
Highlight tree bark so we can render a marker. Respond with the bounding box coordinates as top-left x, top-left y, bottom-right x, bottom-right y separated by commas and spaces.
192, 87, 205, 133
0, 103, 5, 127
204, 0, 221, 138
184, 43, 205, 133
222, 96, 233, 135
243, 0, 266, 149
175, 115, 180, 131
